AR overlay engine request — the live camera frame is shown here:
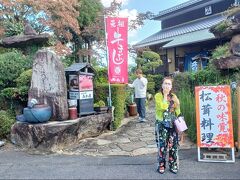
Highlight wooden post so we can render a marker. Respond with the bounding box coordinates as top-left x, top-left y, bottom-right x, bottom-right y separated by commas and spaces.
237, 86, 240, 150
